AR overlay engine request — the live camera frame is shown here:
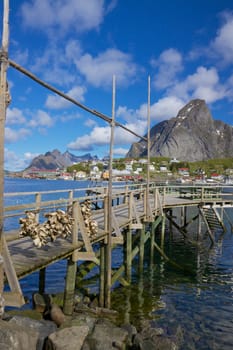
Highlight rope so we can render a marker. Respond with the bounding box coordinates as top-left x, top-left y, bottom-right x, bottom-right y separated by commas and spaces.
9, 59, 147, 142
